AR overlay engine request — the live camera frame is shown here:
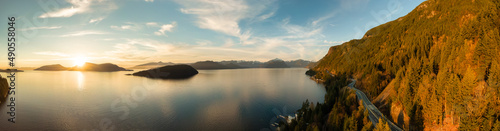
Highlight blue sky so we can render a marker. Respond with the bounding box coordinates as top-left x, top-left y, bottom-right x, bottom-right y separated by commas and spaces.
0, 0, 425, 67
